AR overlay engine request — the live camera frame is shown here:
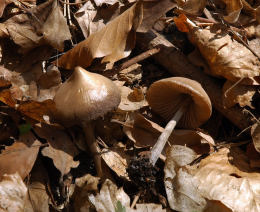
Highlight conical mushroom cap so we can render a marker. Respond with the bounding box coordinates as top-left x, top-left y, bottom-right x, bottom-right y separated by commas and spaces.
146, 77, 212, 129
54, 67, 121, 125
